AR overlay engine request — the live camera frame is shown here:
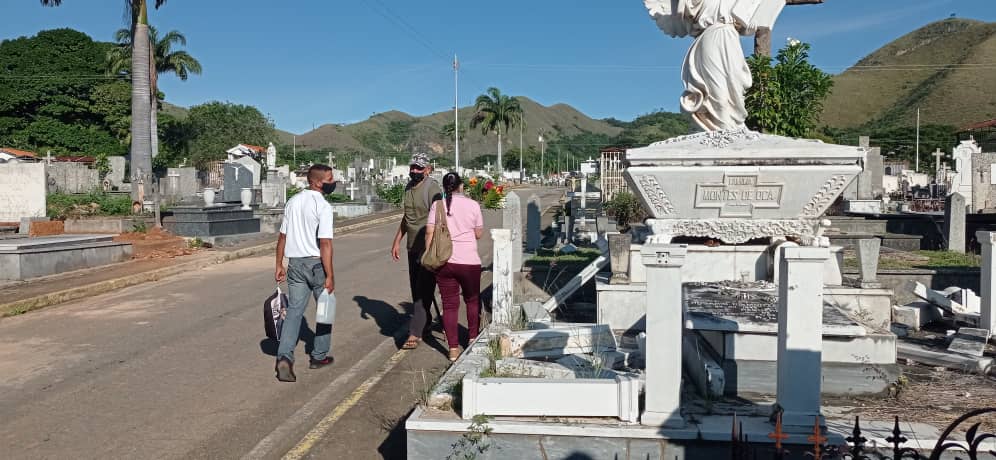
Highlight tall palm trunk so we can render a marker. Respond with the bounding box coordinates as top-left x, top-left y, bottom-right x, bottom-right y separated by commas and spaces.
497, 126, 502, 176
150, 44, 159, 160
130, 1, 153, 205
